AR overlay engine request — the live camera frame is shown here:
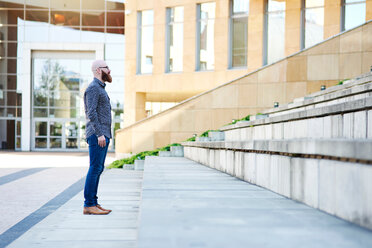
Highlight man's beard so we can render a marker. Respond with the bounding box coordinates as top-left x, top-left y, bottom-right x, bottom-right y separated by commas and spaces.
102, 71, 112, 83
